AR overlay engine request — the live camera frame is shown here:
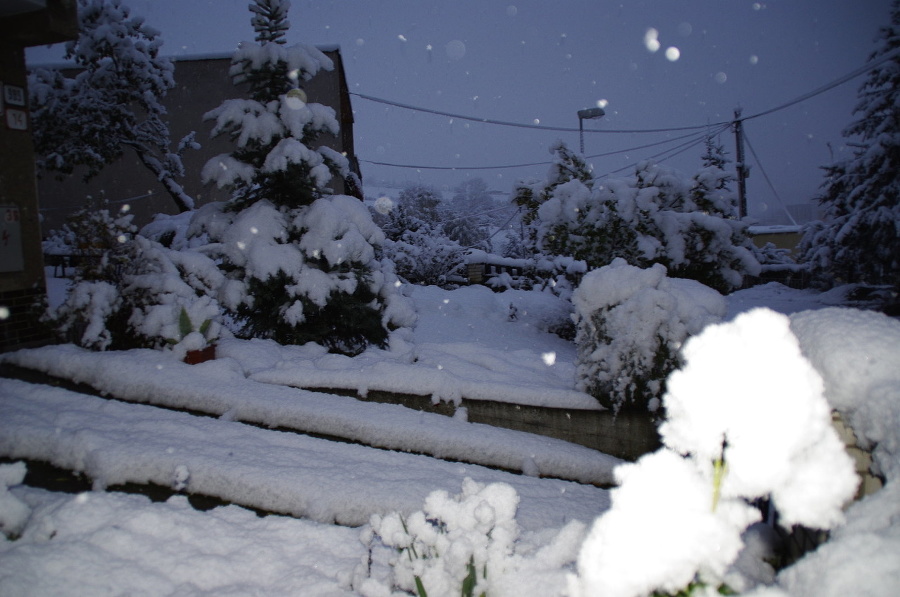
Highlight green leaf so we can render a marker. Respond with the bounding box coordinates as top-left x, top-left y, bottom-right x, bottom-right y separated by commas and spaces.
414, 576, 428, 597
461, 556, 477, 597
178, 307, 193, 339
199, 318, 212, 337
